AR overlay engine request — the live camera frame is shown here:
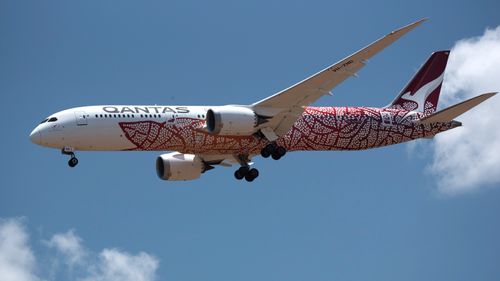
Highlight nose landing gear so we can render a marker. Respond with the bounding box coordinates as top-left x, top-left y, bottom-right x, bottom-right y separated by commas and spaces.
61, 147, 78, 168
68, 156, 78, 167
